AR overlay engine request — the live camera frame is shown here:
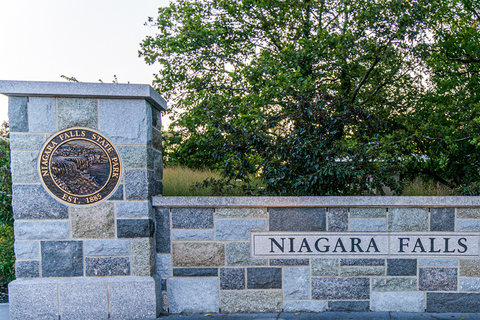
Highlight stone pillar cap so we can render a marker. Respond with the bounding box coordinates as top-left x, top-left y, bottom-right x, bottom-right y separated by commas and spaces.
0, 80, 167, 111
